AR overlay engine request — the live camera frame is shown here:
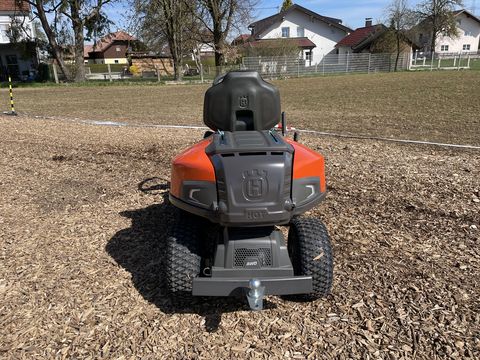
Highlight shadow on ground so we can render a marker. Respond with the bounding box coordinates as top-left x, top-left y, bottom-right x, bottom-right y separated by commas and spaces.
106, 177, 277, 332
